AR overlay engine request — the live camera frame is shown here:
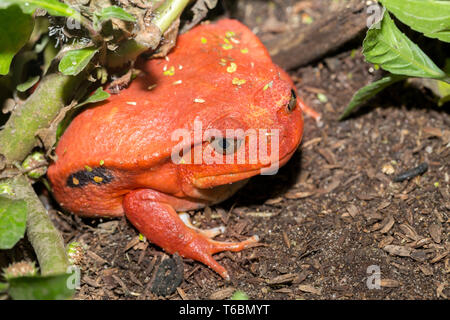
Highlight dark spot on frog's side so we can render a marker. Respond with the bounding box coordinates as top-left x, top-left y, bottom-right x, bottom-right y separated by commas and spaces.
67, 167, 114, 188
